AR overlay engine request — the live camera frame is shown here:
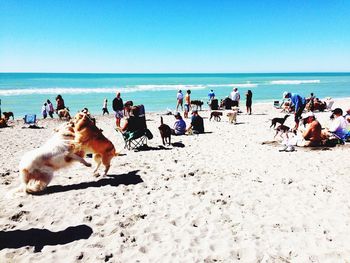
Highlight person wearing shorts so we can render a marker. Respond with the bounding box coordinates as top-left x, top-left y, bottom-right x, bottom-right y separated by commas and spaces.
283, 91, 306, 130
113, 92, 124, 127
184, 90, 191, 118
